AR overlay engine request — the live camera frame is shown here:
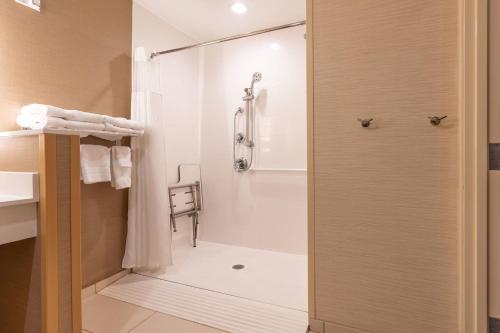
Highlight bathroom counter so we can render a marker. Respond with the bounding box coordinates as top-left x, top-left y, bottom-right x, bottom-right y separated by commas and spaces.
0, 129, 42, 137
0, 172, 39, 245
0, 194, 38, 208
